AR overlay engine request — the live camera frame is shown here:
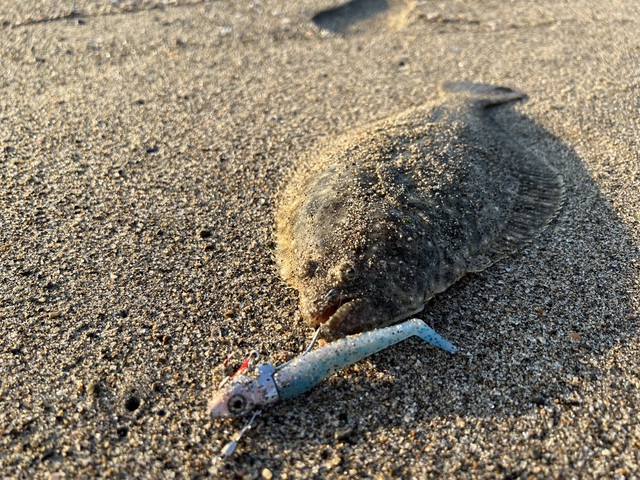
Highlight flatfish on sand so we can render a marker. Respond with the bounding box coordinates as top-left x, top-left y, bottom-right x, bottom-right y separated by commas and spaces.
275, 83, 564, 340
